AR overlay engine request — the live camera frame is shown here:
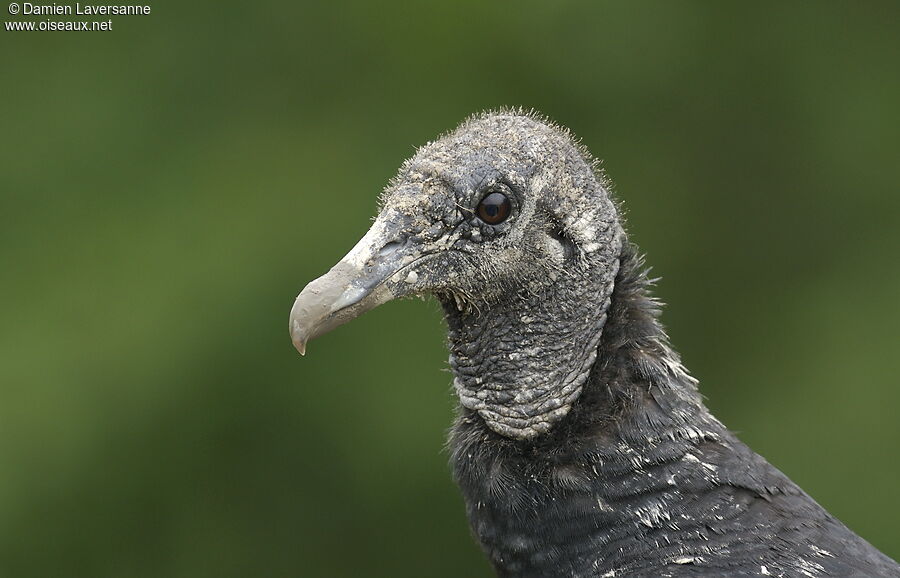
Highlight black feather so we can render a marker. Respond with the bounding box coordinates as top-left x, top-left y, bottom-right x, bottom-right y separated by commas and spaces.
449, 243, 900, 577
